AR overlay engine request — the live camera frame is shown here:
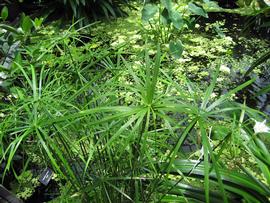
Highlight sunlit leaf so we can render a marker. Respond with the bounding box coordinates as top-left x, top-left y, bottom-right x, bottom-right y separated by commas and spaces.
142, 4, 158, 21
